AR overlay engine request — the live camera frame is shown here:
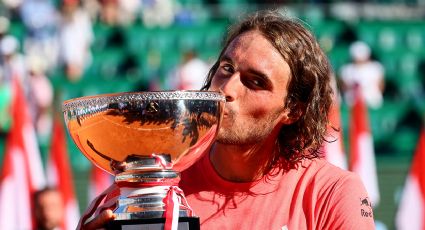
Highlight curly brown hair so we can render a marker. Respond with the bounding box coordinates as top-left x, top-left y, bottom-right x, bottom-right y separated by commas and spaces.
202, 10, 334, 163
